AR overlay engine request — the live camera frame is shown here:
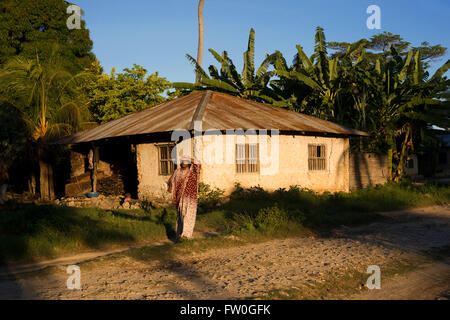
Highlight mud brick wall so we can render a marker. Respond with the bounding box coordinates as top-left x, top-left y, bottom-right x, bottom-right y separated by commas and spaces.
349, 153, 388, 191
